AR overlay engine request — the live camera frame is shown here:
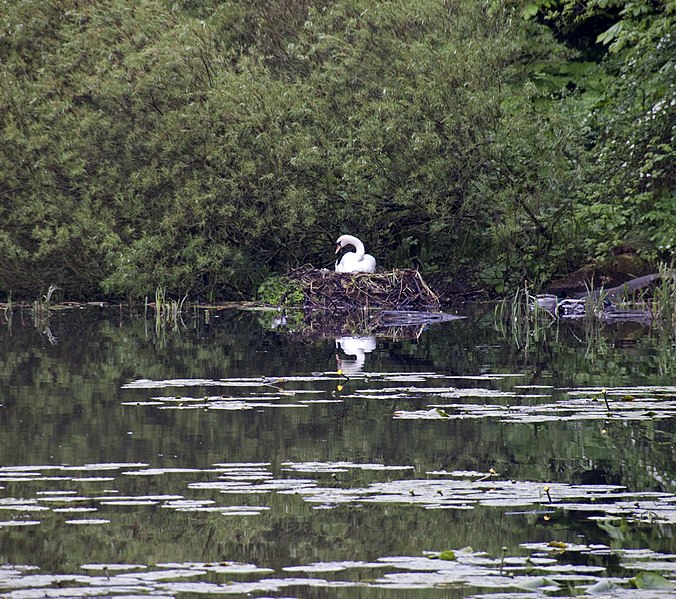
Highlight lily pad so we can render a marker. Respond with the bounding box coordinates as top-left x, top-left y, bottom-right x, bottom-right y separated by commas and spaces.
630, 571, 675, 590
